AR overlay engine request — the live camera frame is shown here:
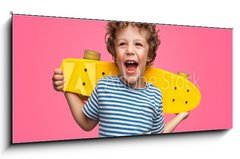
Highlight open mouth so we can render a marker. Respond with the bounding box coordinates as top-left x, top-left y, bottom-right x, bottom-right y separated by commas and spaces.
124, 60, 139, 74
